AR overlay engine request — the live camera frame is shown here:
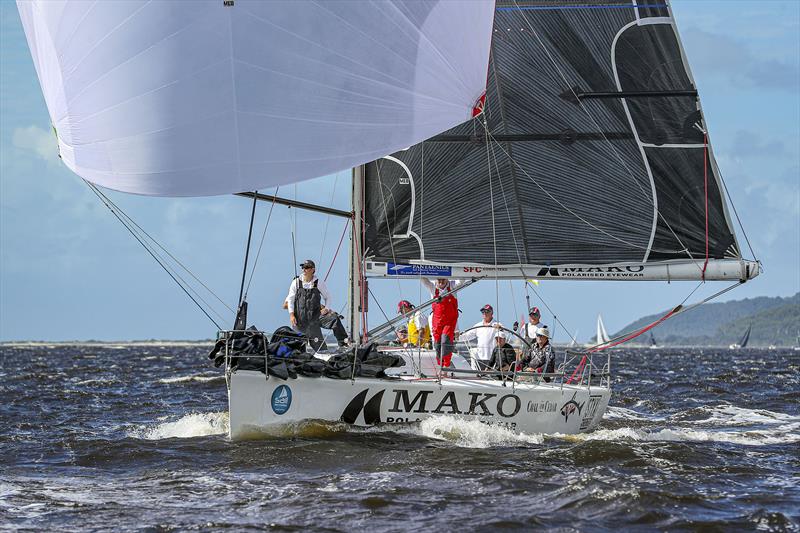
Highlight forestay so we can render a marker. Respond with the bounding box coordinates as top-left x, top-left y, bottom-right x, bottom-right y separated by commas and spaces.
362, 0, 757, 281
17, 0, 494, 196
